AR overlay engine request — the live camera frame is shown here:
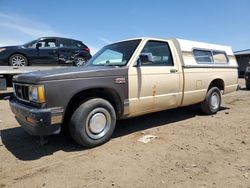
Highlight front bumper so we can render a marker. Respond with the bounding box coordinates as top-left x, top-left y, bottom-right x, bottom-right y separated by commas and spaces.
245, 72, 250, 83
0, 59, 8, 65
9, 99, 63, 136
